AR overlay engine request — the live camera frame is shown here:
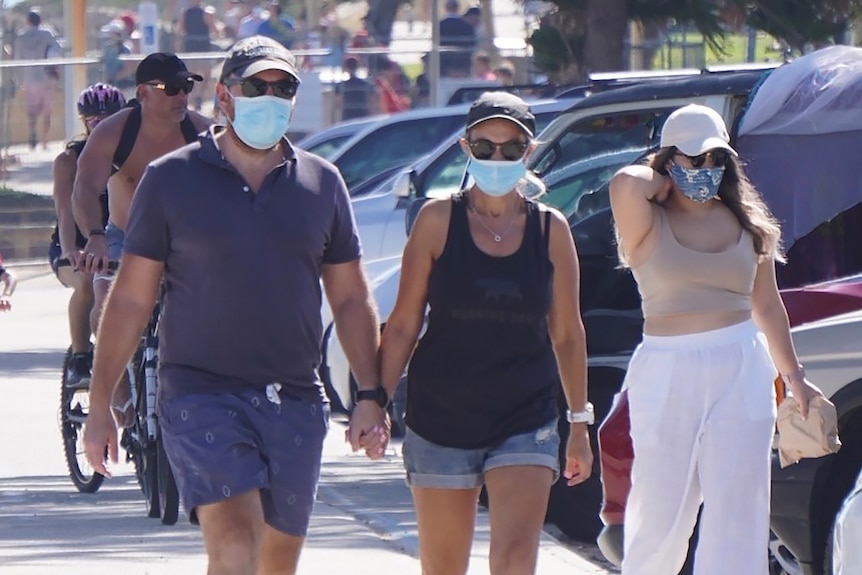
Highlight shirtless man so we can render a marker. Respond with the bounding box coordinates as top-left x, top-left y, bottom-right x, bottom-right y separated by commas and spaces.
72, 52, 212, 423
